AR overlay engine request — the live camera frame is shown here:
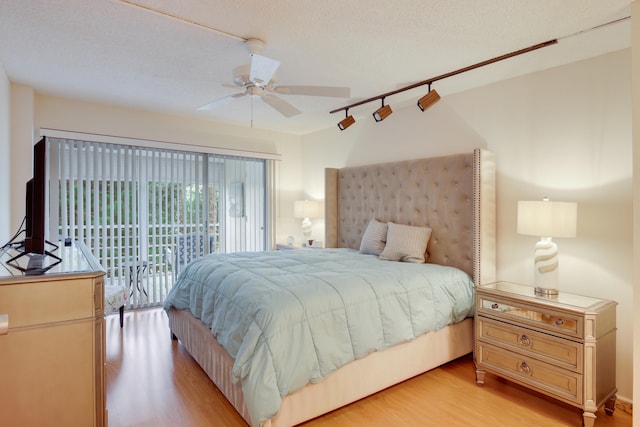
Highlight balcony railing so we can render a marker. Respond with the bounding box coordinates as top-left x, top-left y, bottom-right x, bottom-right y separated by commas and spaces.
64, 224, 220, 309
